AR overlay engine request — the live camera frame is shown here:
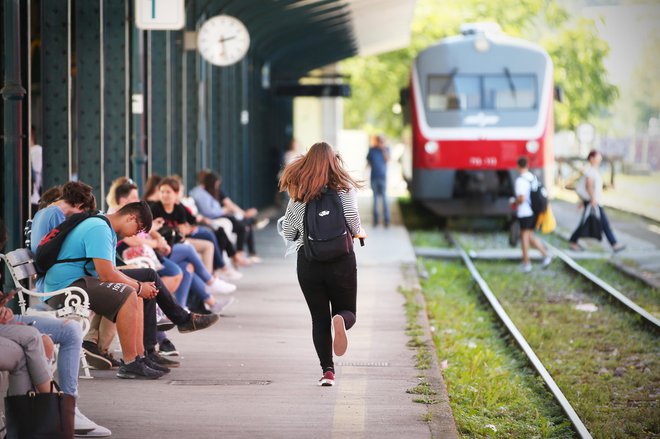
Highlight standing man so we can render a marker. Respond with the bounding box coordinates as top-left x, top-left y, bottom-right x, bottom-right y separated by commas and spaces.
366, 134, 390, 227
513, 156, 552, 272
569, 150, 626, 252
